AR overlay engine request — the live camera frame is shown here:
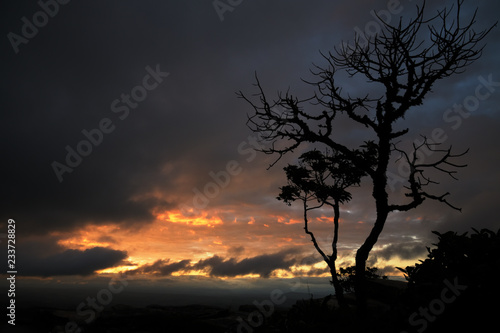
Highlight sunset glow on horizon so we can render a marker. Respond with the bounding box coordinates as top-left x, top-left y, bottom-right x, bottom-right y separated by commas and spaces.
3, 3, 498, 314
40, 204, 426, 281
